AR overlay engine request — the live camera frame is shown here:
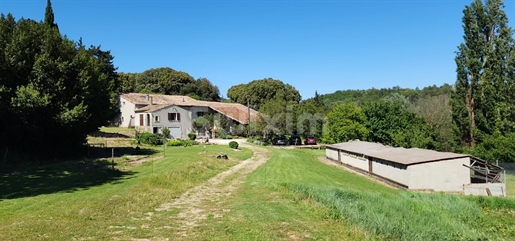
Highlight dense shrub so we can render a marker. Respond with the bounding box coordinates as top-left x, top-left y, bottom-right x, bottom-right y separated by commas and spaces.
229, 141, 239, 149
167, 139, 200, 147
246, 137, 255, 143
220, 134, 233, 139
137, 132, 164, 145
166, 139, 183, 147
188, 132, 196, 140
